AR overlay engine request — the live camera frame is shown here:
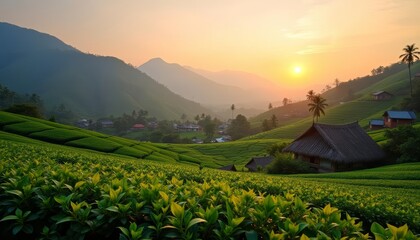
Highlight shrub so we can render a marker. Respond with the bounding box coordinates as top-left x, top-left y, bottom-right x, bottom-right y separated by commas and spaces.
266, 142, 288, 156
4, 104, 42, 118
266, 153, 314, 174
384, 126, 420, 162
398, 137, 420, 162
